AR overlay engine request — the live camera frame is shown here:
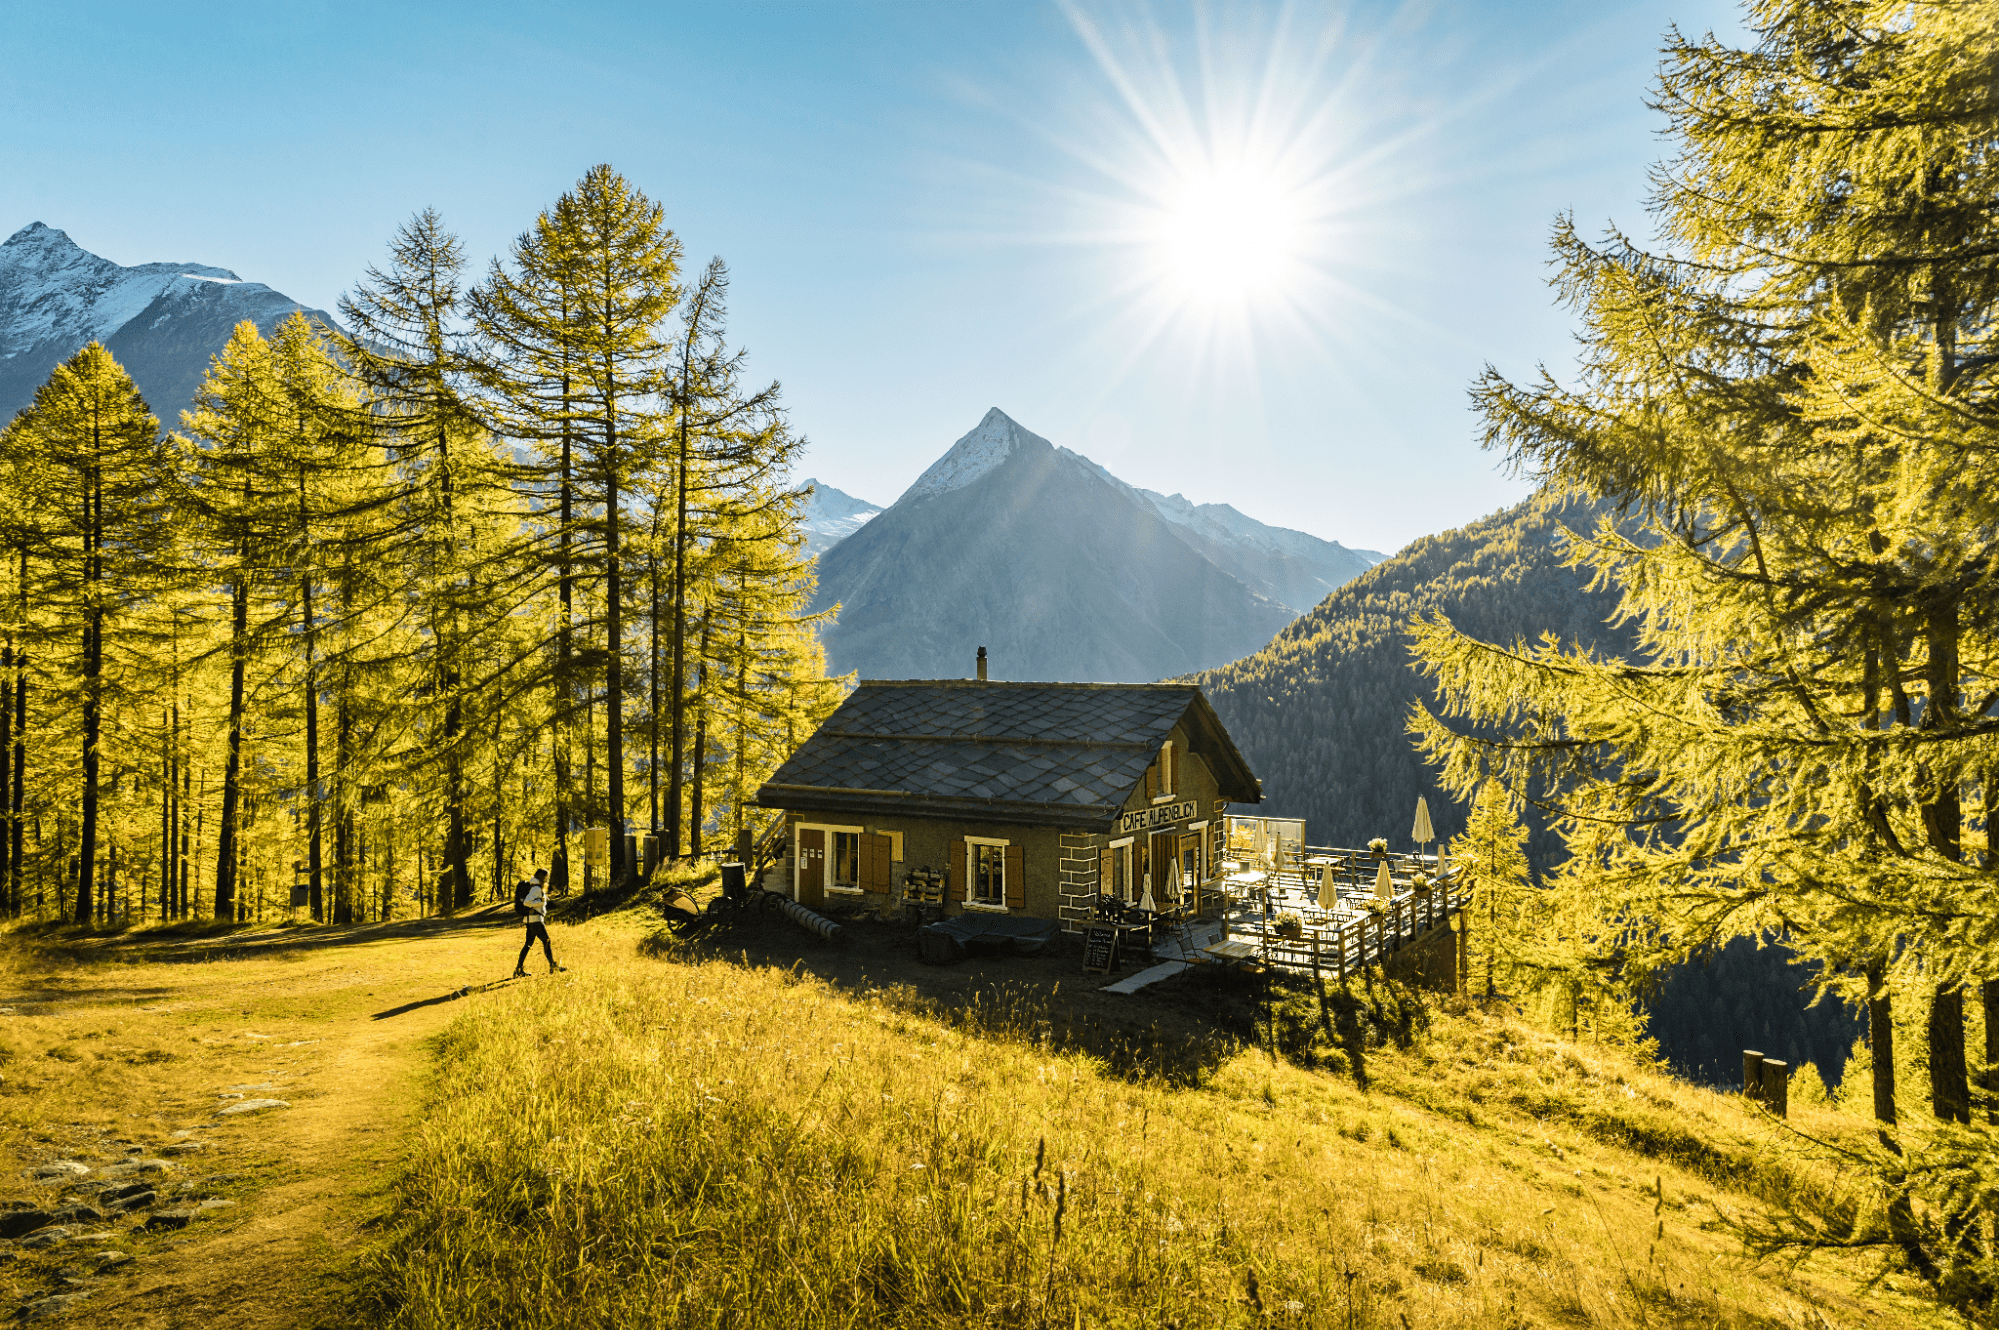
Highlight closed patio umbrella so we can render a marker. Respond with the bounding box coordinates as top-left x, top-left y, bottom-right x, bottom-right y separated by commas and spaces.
1374, 858, 1393, 900
1412, 796, 1434, 849
1317, 862, 1338, 910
